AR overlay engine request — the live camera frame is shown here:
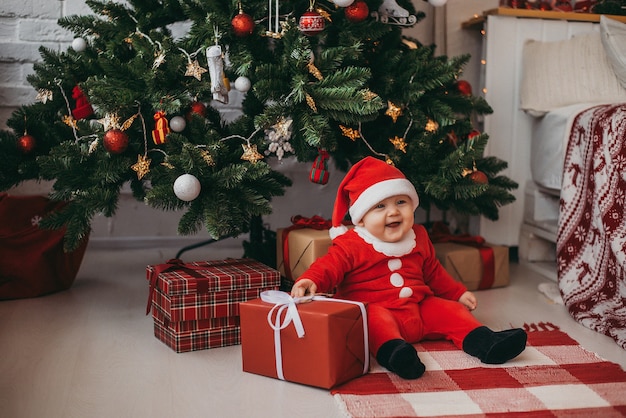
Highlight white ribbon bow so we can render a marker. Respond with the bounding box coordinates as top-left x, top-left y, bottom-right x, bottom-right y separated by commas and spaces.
259, 290, 369, 382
